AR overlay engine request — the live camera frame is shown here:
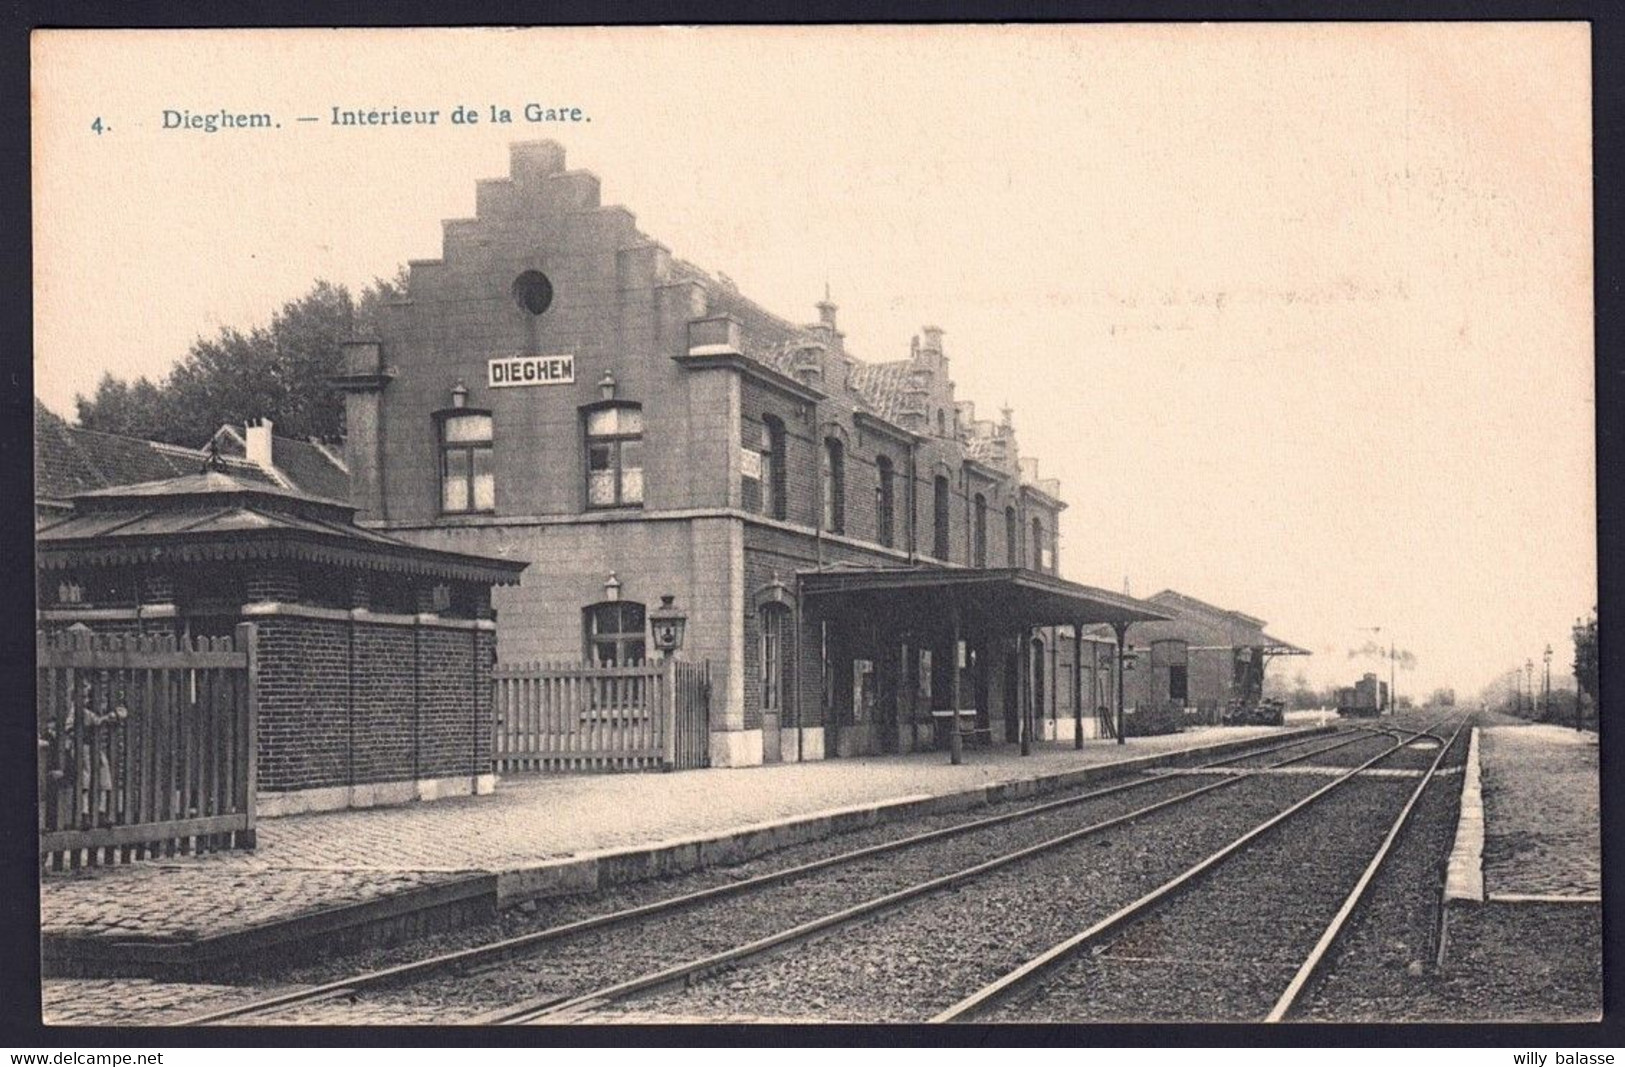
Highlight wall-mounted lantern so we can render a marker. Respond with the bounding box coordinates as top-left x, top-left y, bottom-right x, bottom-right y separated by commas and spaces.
603, 572, 621, 602
650, 594, 688, 658
599, 371, 618, 401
